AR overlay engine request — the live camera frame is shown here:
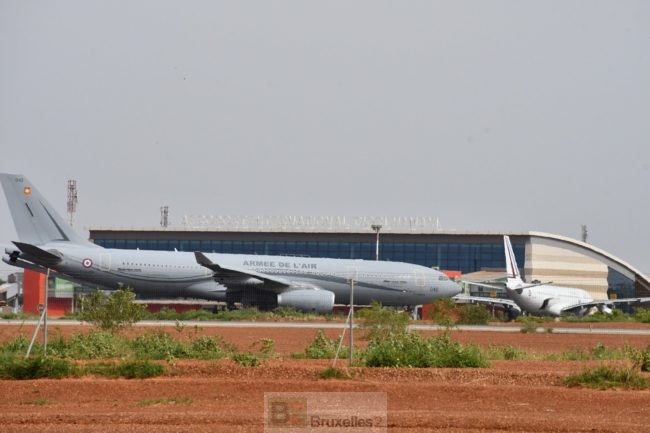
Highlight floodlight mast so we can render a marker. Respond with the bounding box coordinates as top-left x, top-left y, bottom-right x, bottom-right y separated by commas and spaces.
371, 224, 382, 261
